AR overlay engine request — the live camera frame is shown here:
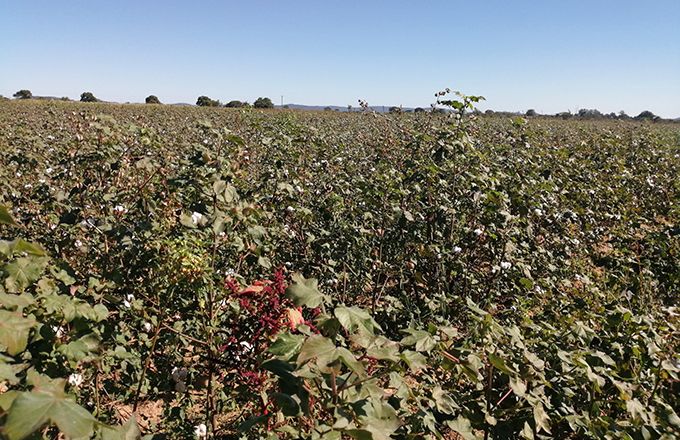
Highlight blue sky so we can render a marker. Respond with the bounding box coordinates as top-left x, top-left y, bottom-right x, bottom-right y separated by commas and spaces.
1, 1, 679, 117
